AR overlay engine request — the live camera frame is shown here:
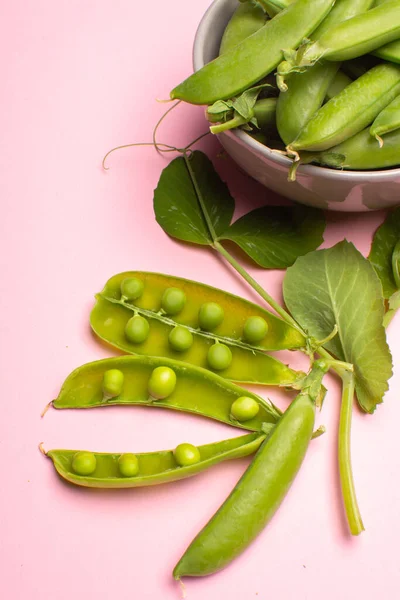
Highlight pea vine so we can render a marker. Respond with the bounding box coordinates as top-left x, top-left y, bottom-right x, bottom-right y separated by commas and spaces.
103, 119, 398, 537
